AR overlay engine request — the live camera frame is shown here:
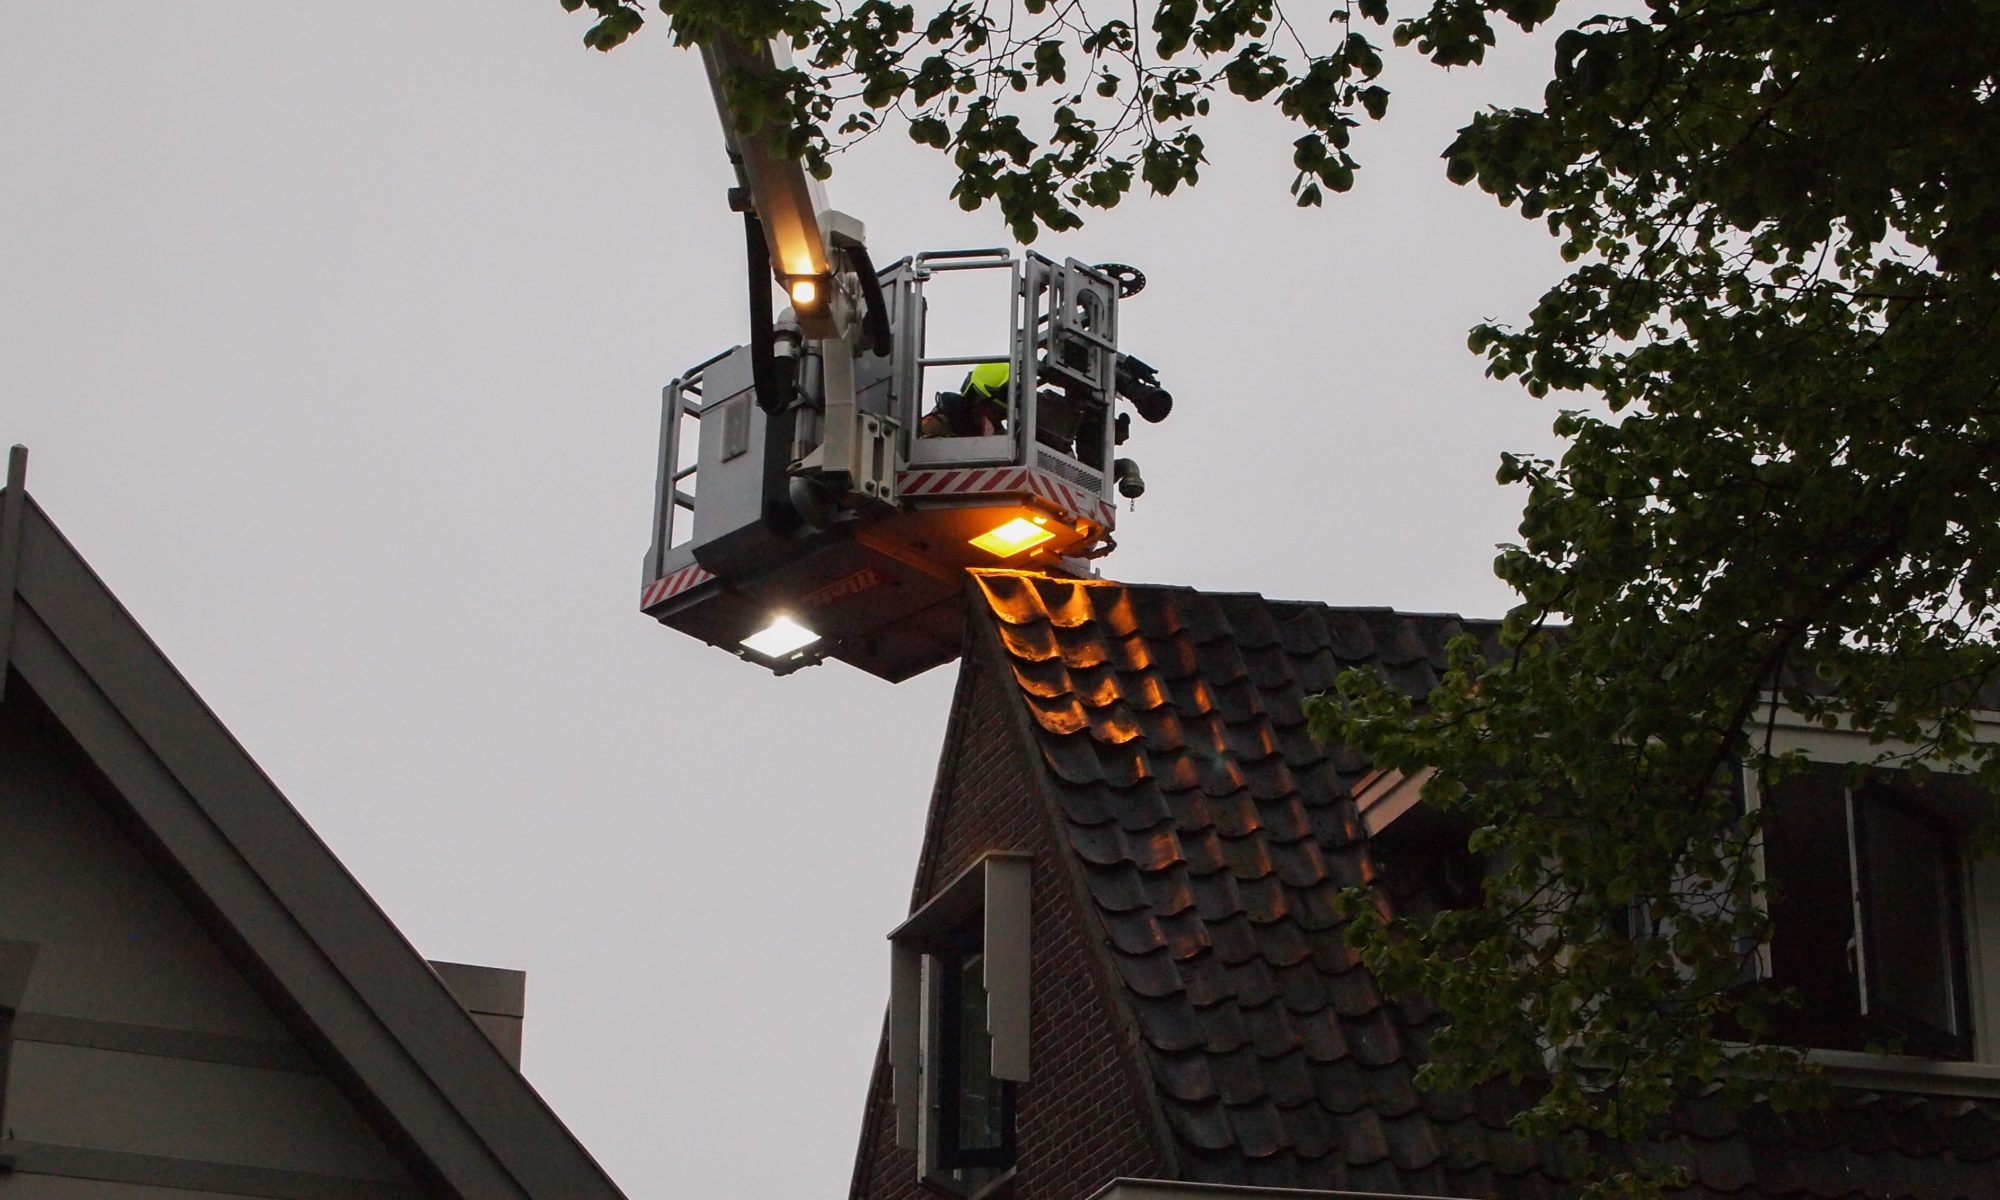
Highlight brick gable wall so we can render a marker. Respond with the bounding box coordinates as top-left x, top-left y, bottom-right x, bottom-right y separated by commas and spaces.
849, 640, 1166, 1200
